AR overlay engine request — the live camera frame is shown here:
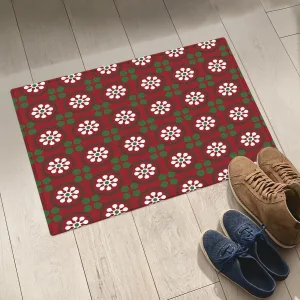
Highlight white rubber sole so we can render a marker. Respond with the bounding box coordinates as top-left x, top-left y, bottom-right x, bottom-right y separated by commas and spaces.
199, 230, 267, 299
228, 167, 295, 249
